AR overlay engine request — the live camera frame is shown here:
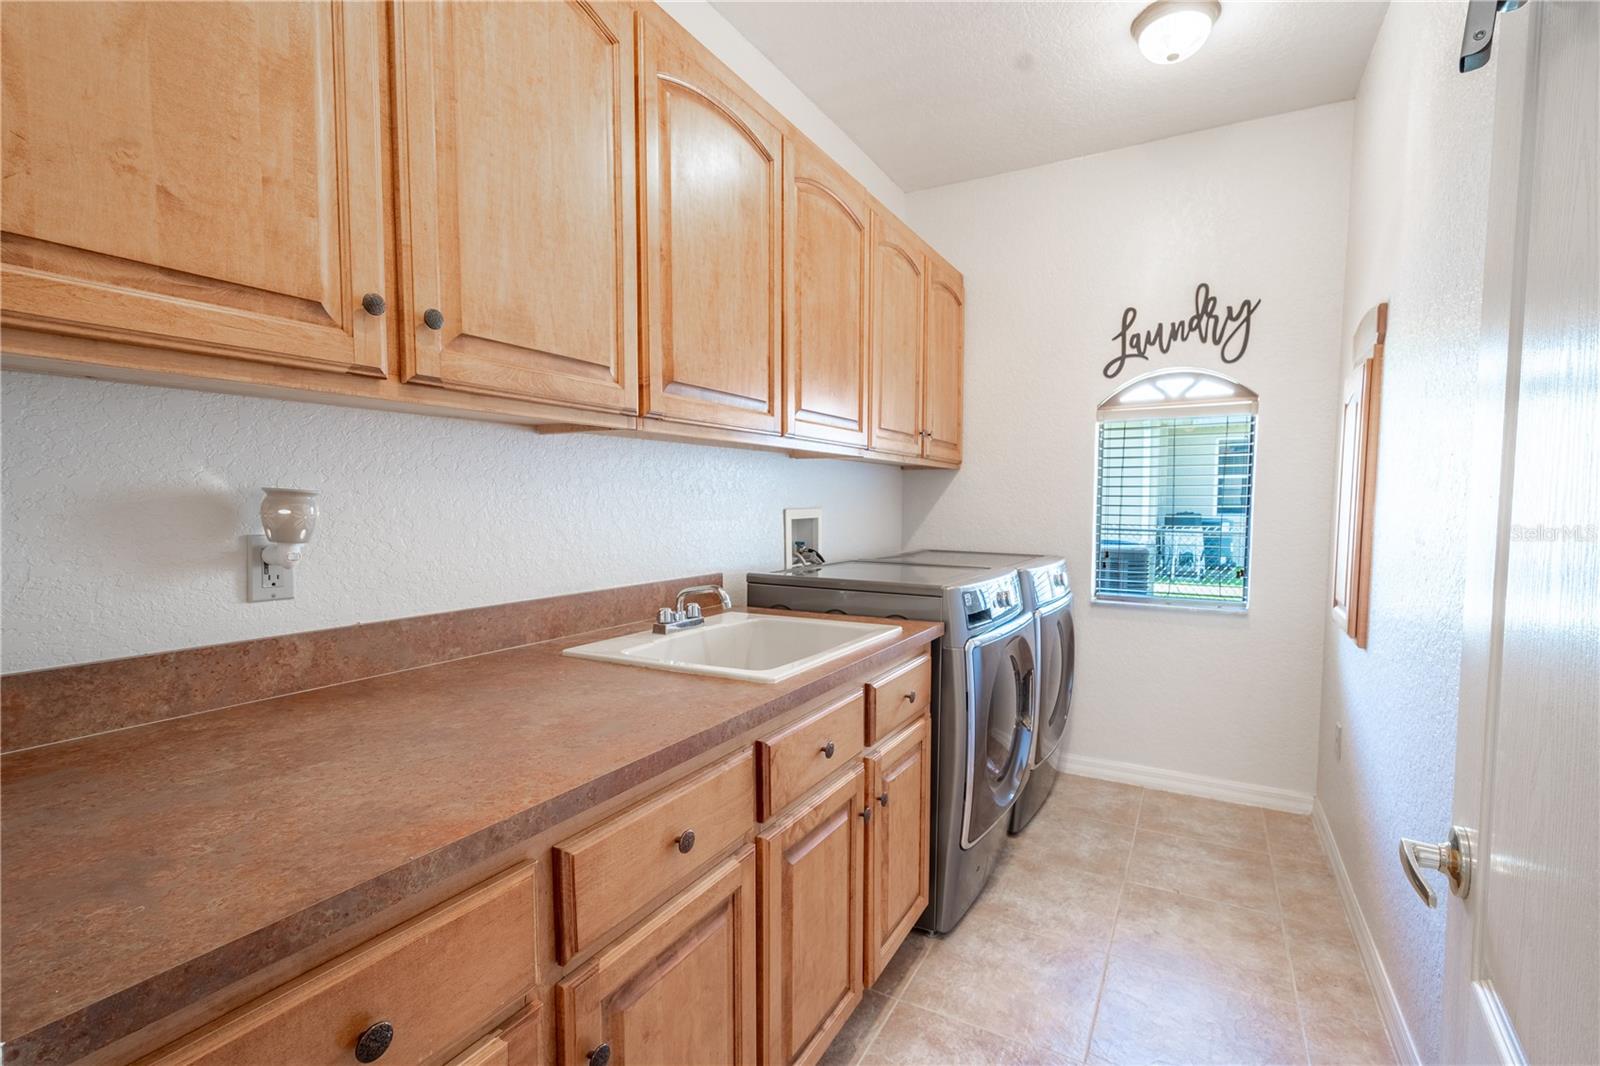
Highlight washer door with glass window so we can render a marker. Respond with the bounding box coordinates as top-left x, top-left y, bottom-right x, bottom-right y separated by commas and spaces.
1033, 599, 1075, 766
961, 614, 1037, 848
